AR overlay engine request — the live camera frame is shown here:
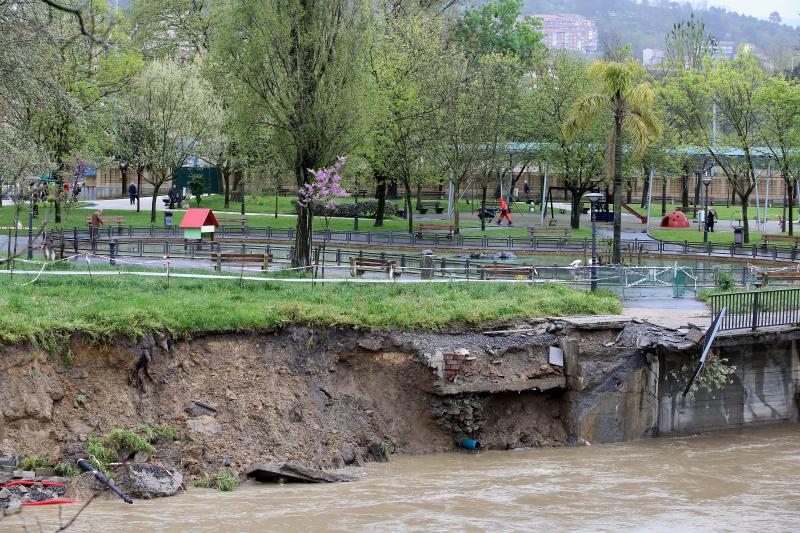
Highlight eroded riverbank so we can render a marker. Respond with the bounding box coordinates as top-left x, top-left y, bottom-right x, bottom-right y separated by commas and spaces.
3, 423, 799, 532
